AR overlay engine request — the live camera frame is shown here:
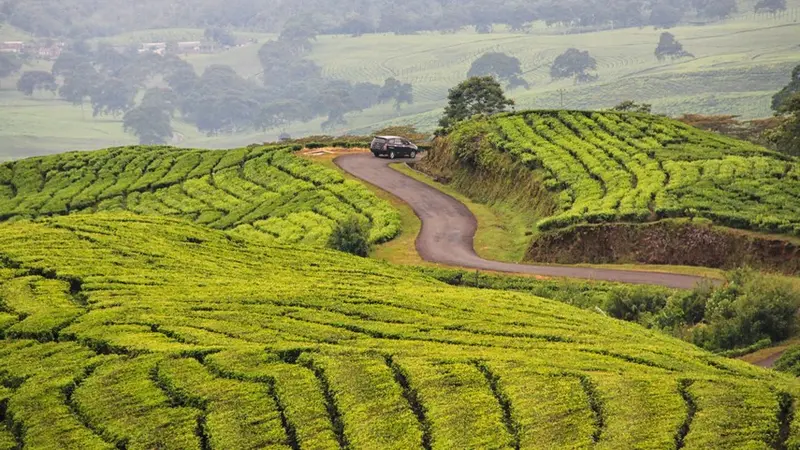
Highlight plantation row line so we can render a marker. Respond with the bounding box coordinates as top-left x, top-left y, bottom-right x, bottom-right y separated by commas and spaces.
0, 214, 797, 448
0, 335, 794, 450
483, 111, 800, 235
0, 145, 401, 246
